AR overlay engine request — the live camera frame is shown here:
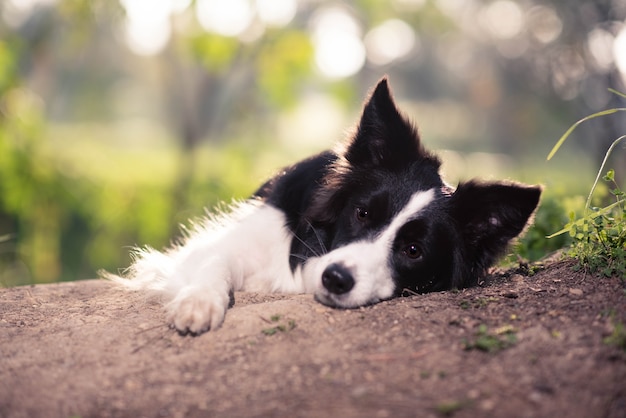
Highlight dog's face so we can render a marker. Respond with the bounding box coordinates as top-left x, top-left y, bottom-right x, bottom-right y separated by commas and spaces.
301, 78, 541, 308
